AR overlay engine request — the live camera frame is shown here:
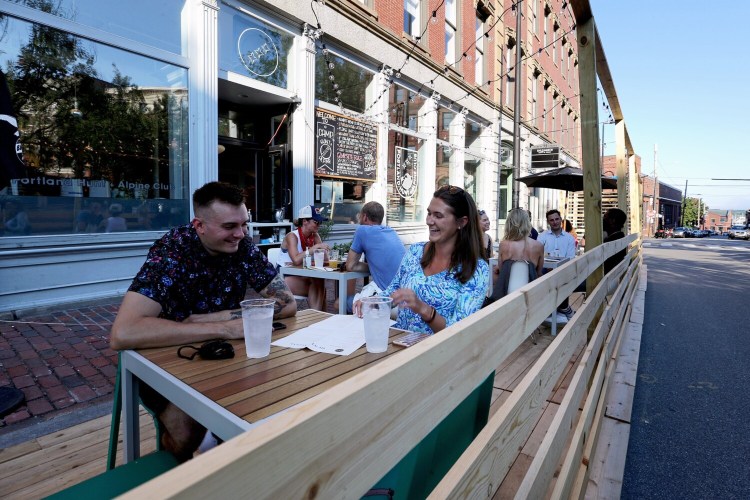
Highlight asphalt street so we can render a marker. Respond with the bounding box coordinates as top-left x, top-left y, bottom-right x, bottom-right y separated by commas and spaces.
623, 236, 750, 499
